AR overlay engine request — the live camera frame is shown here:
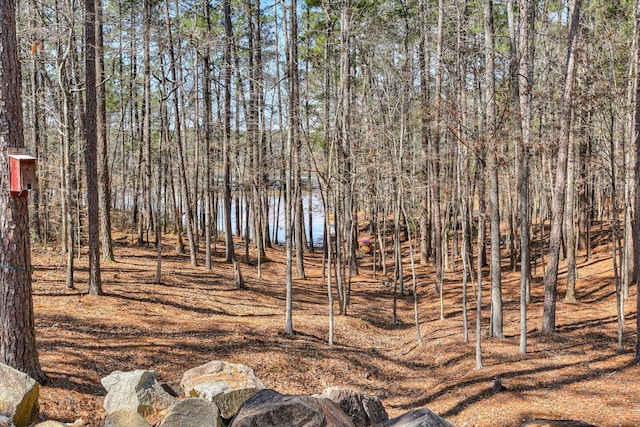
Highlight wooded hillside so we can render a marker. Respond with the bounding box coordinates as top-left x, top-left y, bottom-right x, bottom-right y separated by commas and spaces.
1, 0, 640, 424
